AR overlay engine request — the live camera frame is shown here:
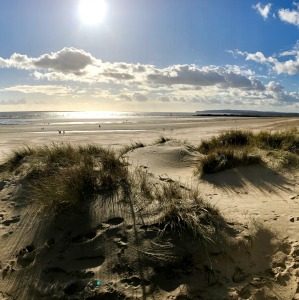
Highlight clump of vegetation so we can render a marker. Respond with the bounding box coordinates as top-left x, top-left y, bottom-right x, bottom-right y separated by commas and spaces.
198, 149, 263, 175
31, 160, 98, 210
198, 130, 253, 154
6, 146, 36, 170
119, 142, 145, 156
5, 143, 128, 212
255, 129, 299, 153
198, 129, 298, 155
266, 150, 299, 169
156, 182, 223, 242
154, 136, 172, 144
196, 129, 298, 175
